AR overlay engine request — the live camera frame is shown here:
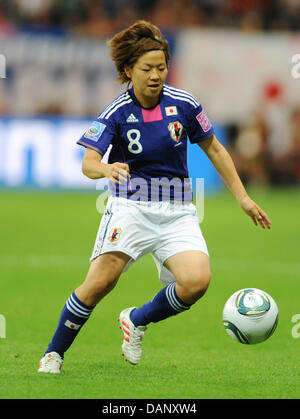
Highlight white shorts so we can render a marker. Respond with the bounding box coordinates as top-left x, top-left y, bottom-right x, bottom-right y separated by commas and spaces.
90, 196, 209, 285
